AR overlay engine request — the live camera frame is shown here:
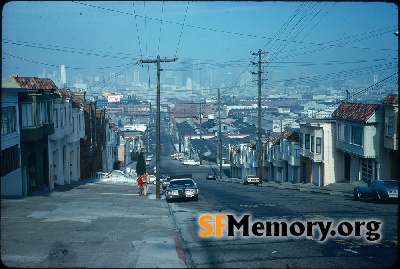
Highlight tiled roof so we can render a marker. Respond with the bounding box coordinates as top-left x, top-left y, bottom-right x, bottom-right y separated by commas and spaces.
331, 102, 380, 122
58, 88, 75, 98
12, 76, 58, 90
382, 94, 398, 105
279, 129, 291, 139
